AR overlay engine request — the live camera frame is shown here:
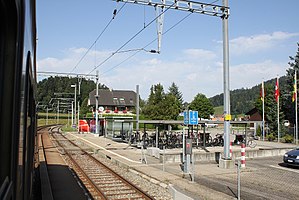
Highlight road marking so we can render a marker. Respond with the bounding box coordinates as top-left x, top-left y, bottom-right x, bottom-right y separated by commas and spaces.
70, 133, 141, 164
269, 165, 299, 173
